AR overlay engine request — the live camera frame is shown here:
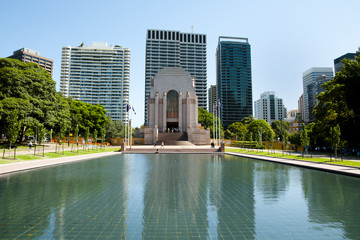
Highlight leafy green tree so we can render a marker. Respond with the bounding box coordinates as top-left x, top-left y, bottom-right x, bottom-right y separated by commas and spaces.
198, 107, 223, 138
329, 124, 341, 159
6, 110, 20, 159
268, 130, 275, 153
0, 58, 58, 140
314, 53, 360, 147
241, 115, 255, 125
69, 99, 107, 136
247, 119, 274, 142
84, 127, 89, 145
289, 132, 301, 151
300, 124, 310, 157
93, 129, 98, 146
105, 117, 125, 140
271, 120, 290, 141
226, 122, 247, 140
100, 127, 106, 147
